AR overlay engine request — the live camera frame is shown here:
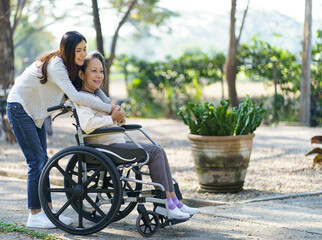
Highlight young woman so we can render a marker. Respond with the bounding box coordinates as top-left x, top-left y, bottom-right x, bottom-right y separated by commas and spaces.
6, 31, 124, 228
75, 51, 199, 220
